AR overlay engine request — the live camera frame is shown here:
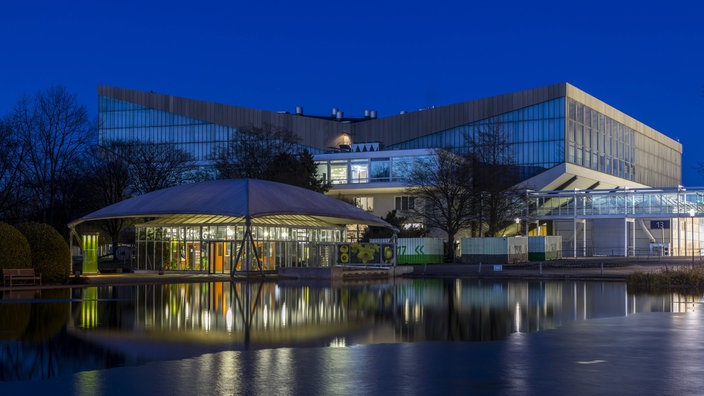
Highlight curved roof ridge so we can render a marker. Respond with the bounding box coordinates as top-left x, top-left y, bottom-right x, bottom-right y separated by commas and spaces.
69, 179, 396, 231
